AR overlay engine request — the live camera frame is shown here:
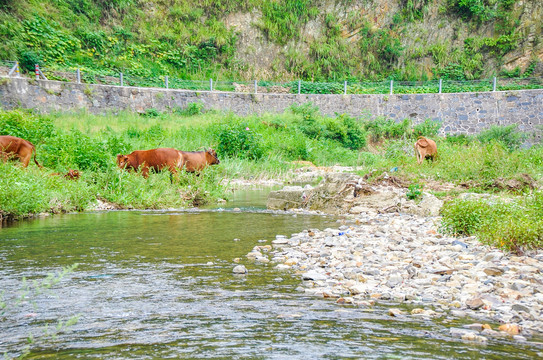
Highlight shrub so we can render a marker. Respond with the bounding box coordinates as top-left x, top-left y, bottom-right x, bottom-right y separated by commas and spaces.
175, 102, 205, 116
406, 183, 423, 201
412, 119, 442, 138
0, 110, 55, 144
445, 133, 474, 145
40, 130, 111, 170
364, 118, 411, 142
328, 114, 367, 150
140, 108, 161, 118
477, 124, 526, 151
214, 123, 265, 160
440, 192, 543, 253
440, 198, 492, 236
